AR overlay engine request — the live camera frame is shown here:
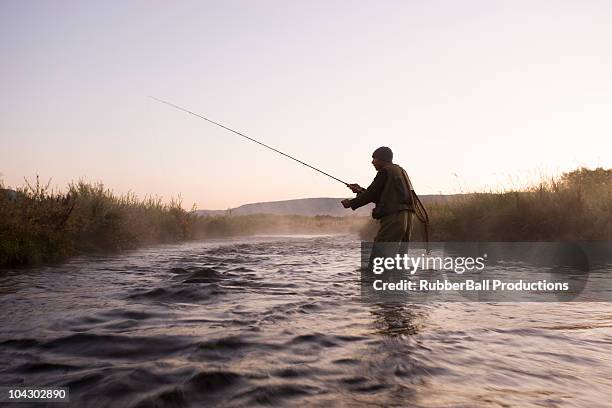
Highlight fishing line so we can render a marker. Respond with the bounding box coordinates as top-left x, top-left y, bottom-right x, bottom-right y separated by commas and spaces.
149, 96, 349, 186
149, 96, 430, 244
